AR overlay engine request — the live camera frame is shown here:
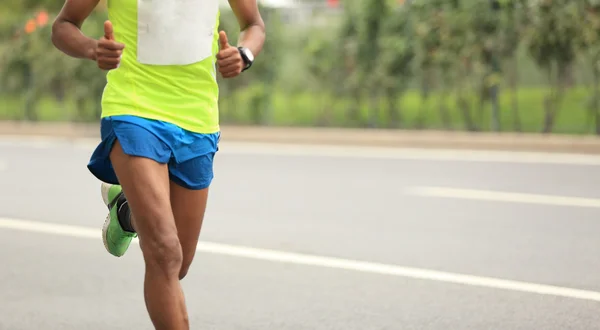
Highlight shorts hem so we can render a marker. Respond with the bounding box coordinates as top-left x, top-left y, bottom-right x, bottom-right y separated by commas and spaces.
169, 173, 213, 190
